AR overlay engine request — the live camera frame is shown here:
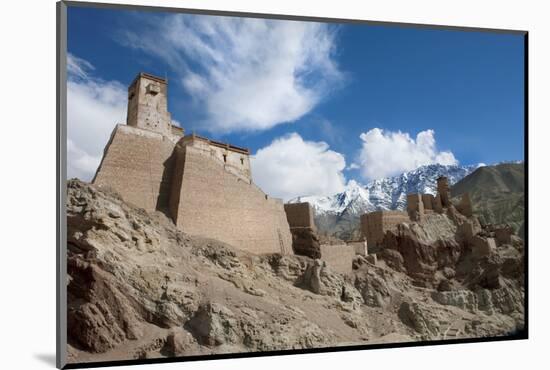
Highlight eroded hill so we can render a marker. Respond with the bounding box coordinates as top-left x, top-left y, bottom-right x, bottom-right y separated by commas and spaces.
66, 180, 525, 364
451, 163, 524, 238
